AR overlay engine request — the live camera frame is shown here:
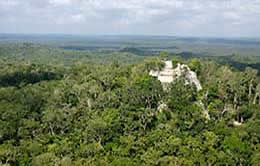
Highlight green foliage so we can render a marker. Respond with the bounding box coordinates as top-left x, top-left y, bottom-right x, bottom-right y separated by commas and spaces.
144, 58, 165, 71
0, 64, 62, 88
168, 79, 197, 111
189, 58, 201, 74
171, 56, 182, 68
159, 51, 169, 60
0, 43, 259, 165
